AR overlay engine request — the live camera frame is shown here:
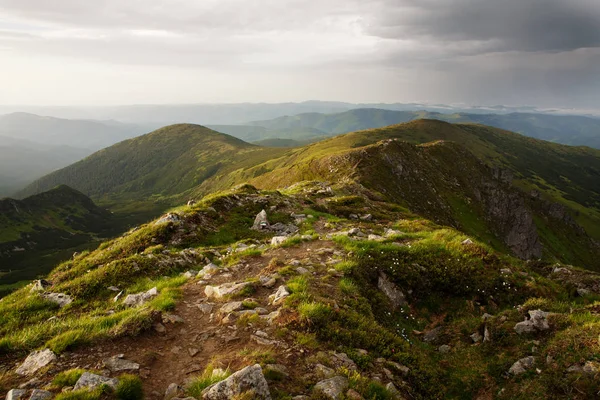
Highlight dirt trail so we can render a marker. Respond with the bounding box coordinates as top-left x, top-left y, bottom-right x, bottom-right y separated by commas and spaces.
47, 240, 341, 399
